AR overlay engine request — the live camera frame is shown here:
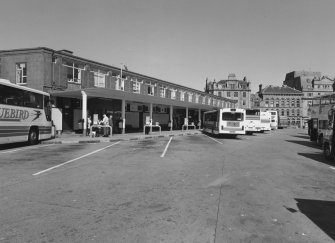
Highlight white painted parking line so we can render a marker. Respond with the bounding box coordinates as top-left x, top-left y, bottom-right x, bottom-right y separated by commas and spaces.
0, 144, 54, 154
203, 134, 223, 144
161, 136, 173, 158
33, 141, 121, 176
